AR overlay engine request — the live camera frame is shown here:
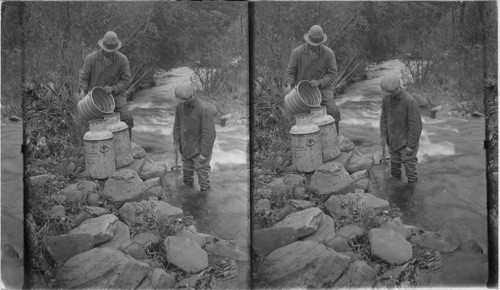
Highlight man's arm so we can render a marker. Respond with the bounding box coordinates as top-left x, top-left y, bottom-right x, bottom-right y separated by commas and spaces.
78, 54, 92, 94
407, 98, 422, 150
111, 56, 132, 95
173, 105, 181, 146
380, 98, 388, 142
318, 50, 338, 88
285, 49, 299, 87
200, 106, 216, 158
